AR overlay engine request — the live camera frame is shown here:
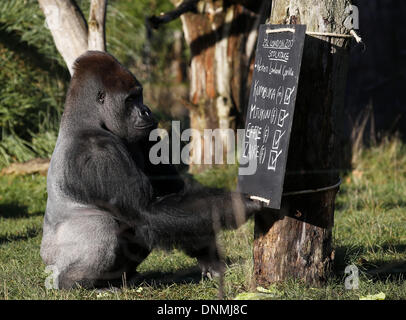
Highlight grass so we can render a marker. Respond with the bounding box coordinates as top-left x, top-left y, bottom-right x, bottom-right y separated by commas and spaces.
0, 138, 405, 300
